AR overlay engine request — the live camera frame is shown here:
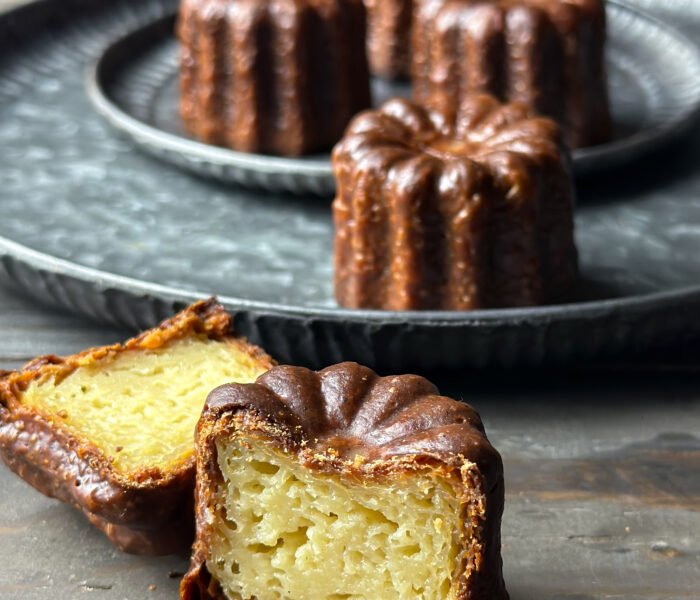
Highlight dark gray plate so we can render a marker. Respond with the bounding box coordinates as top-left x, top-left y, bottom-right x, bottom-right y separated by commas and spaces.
3, 0, 700, 370
86, 1, 700, 195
